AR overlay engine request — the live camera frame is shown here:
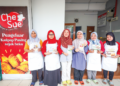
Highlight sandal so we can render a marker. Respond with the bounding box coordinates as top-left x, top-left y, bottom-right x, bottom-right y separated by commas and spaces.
86, 79, 91, 83
102, 79, 107, 84
79, 81, 84, 85
39, 81, 43, 85
108, 80, 114, 86
30, 82, 35, 86
66, 80, 72, 85
62, 81, 67, 86
74, 80, 78, 85
93, 80, 98, 84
